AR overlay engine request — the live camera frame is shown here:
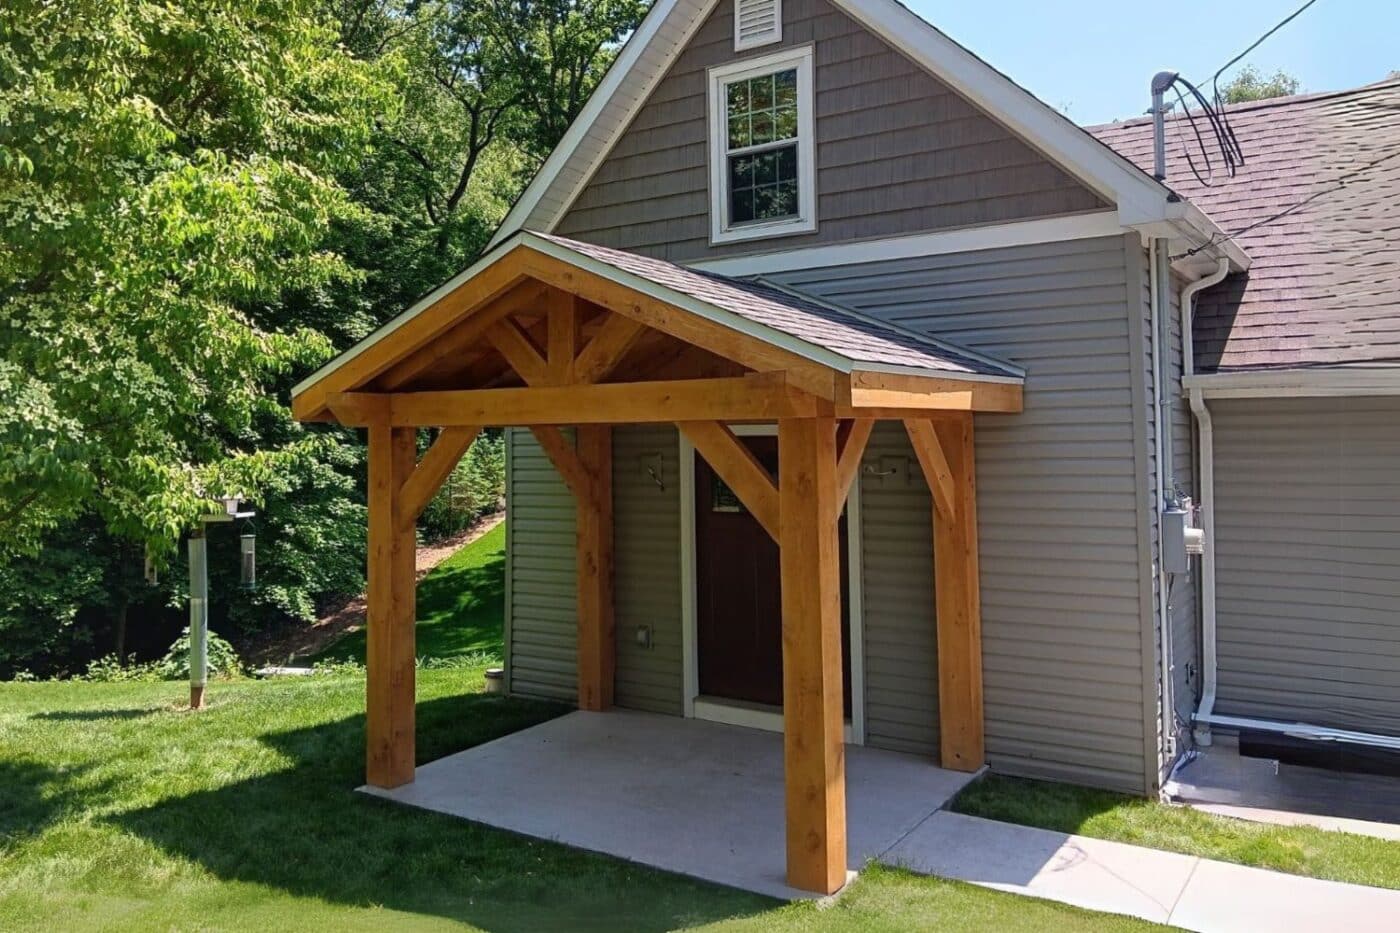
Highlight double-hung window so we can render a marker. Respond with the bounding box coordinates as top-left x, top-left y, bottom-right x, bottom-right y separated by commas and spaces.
707, 46, 815, 244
